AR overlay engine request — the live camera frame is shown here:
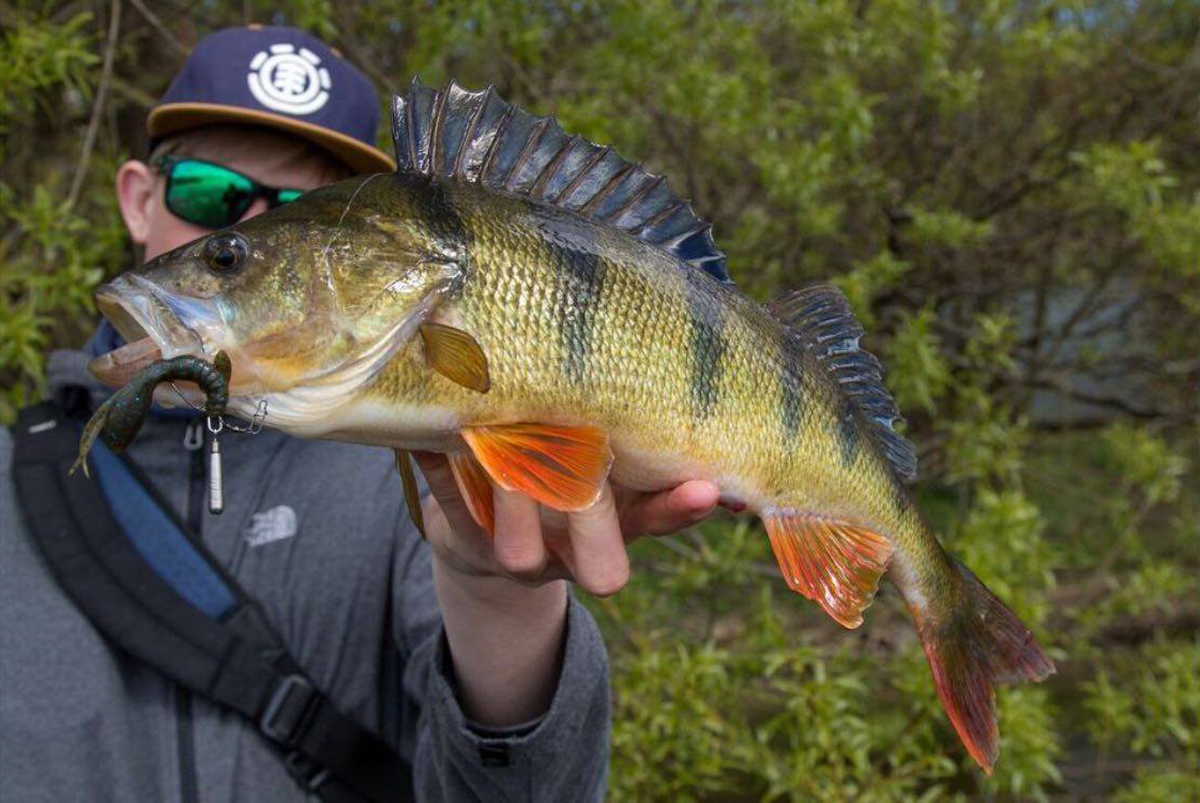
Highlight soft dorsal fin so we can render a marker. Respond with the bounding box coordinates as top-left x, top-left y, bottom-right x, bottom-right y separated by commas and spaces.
769, 285, 917, 482
390, 79, 731, 284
